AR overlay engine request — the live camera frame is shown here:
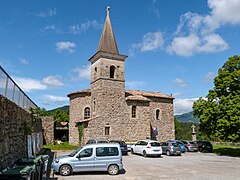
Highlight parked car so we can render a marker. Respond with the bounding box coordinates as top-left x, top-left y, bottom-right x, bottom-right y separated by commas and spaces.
131, 140, 162, 157
167, 140, 186, 153
160, 142, 182, 156
109, 140, 128, 155
195, 140, 213, 152
86, 139, 109, 144
51, 143, 123, 176
181, 140, 198, 152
